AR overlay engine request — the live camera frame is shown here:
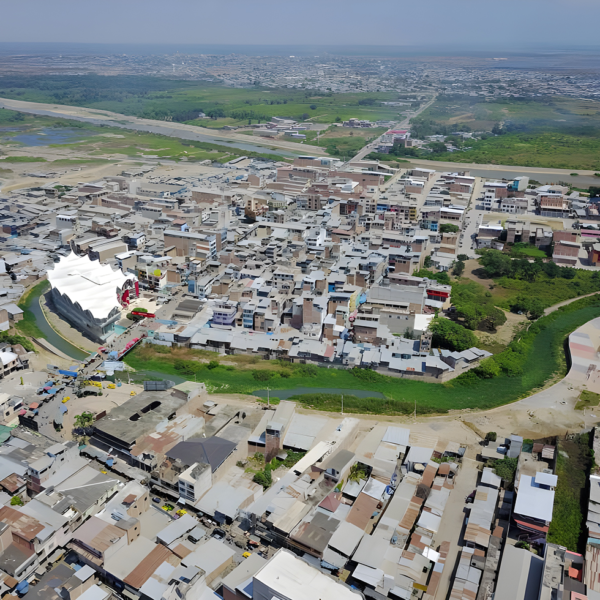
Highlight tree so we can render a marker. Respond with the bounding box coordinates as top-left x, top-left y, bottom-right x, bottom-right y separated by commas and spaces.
483, 306, 507, 330
456, 303, 486, 330
348, 463, 367, 483
414, 269, 451, 285
485, 432, 497, 442
74, 412, 95, 429
335, 116, 342, 122
301, 113, 309, 120
528, 299, 545, 320
423, 255, 433, 268
457, 254, 469, 261
475, 357, 501, 378
309, 104, 317, 110
207, 360, 219, 370
428, 141, 447, 154
479, 249, 513, 278
492, 123, 503, 135
452, 261, 465, 277
440, 224, 460, 234
429, 318, 478, 352
10, 496, 23, 506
